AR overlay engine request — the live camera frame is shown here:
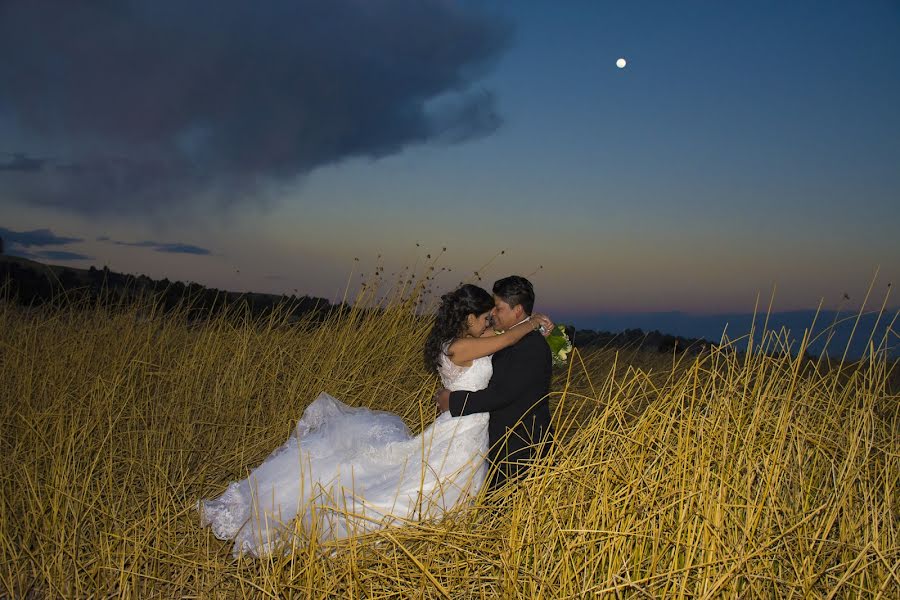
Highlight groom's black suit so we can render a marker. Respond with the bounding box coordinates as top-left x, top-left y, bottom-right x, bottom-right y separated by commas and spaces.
448, 330, 553, 488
